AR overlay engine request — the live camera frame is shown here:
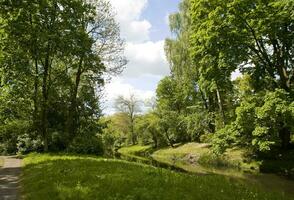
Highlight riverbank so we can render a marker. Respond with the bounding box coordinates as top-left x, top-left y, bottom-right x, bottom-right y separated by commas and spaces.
22, 153, 291, 200
119, 143, 294, 178
118, 143, 294, 197
0, 157, 3, 167
119, 143, 259, 174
